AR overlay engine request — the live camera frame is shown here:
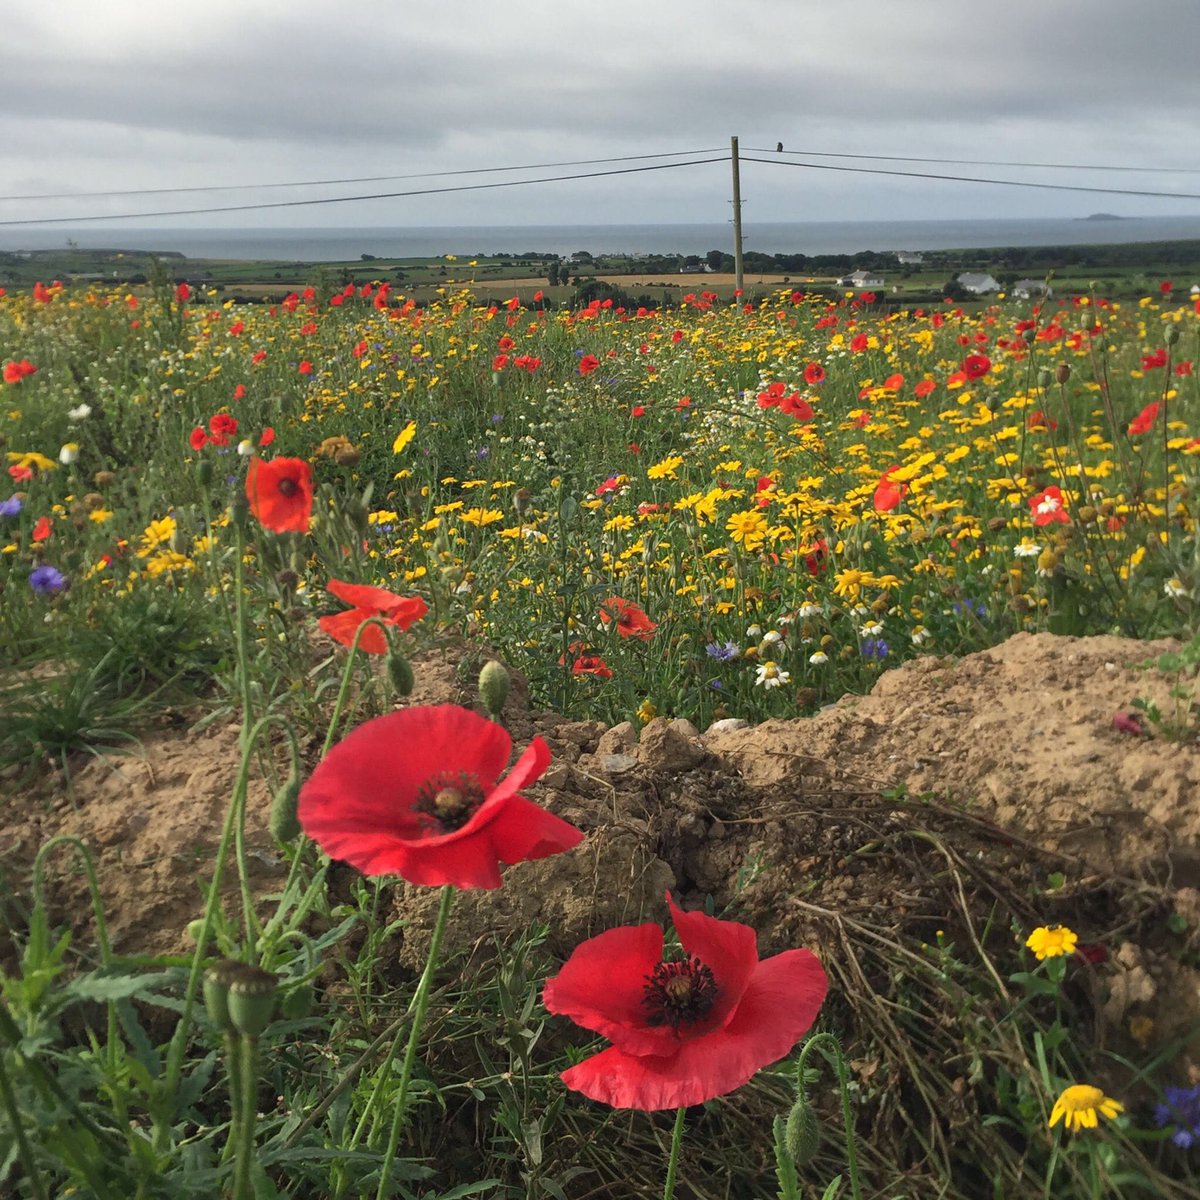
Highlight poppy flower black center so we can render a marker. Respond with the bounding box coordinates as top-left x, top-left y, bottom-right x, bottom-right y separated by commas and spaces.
277, 478, 298, 497
643, 956, 717, 1030
414, 771, 486, 833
